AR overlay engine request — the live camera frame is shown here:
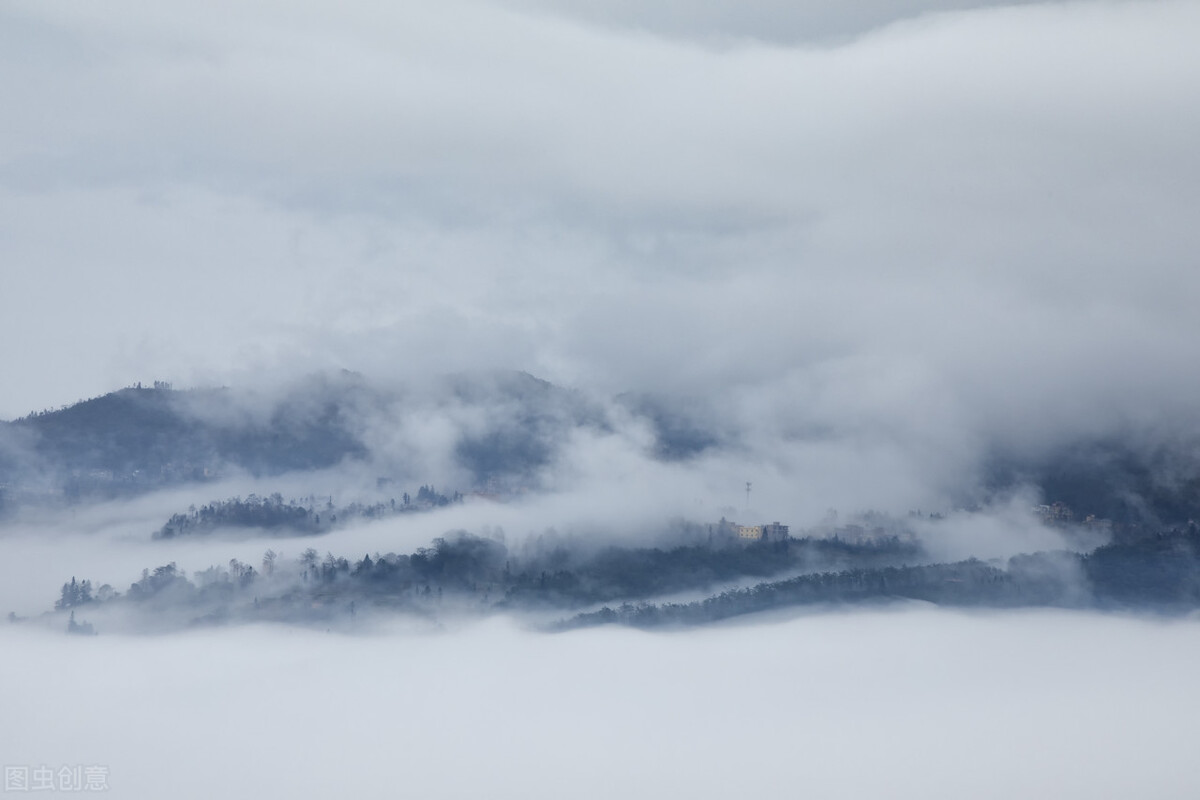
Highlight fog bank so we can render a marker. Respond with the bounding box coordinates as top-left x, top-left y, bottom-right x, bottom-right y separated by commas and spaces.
3, 609, 1197, 799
